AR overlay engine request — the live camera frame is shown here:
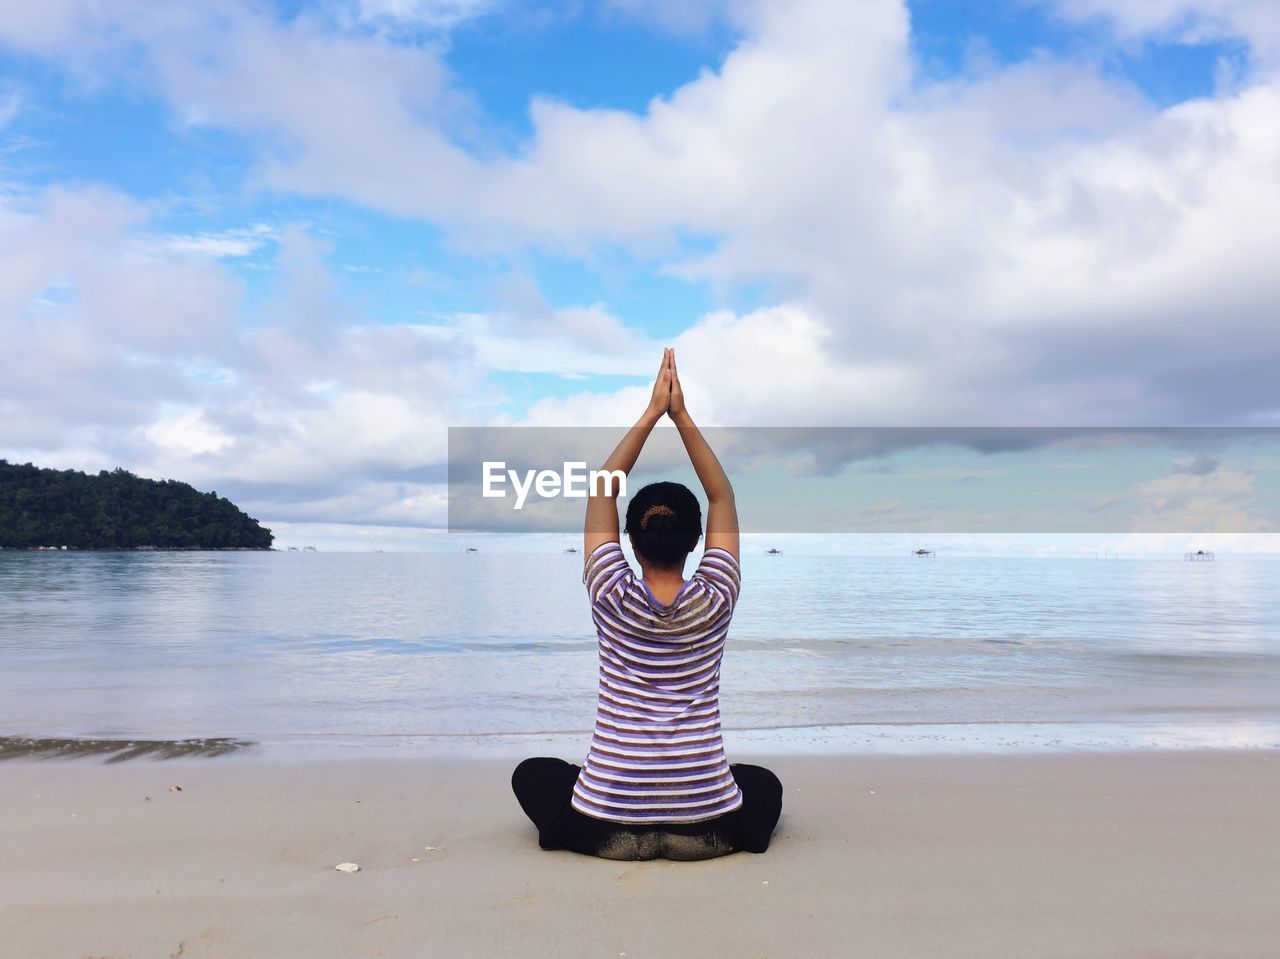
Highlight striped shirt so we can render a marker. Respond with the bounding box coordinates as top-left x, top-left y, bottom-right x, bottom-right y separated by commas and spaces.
571, 541, 744, 824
